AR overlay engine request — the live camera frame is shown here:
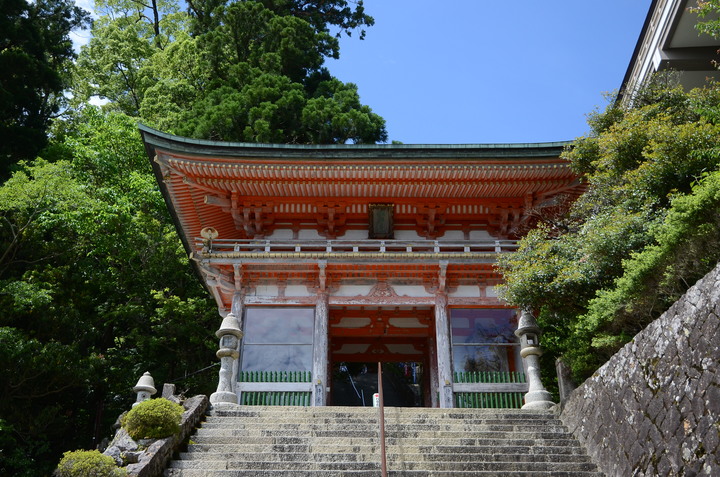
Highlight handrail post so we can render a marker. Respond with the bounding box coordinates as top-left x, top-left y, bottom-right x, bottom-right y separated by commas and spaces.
378, 362, 387, 477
